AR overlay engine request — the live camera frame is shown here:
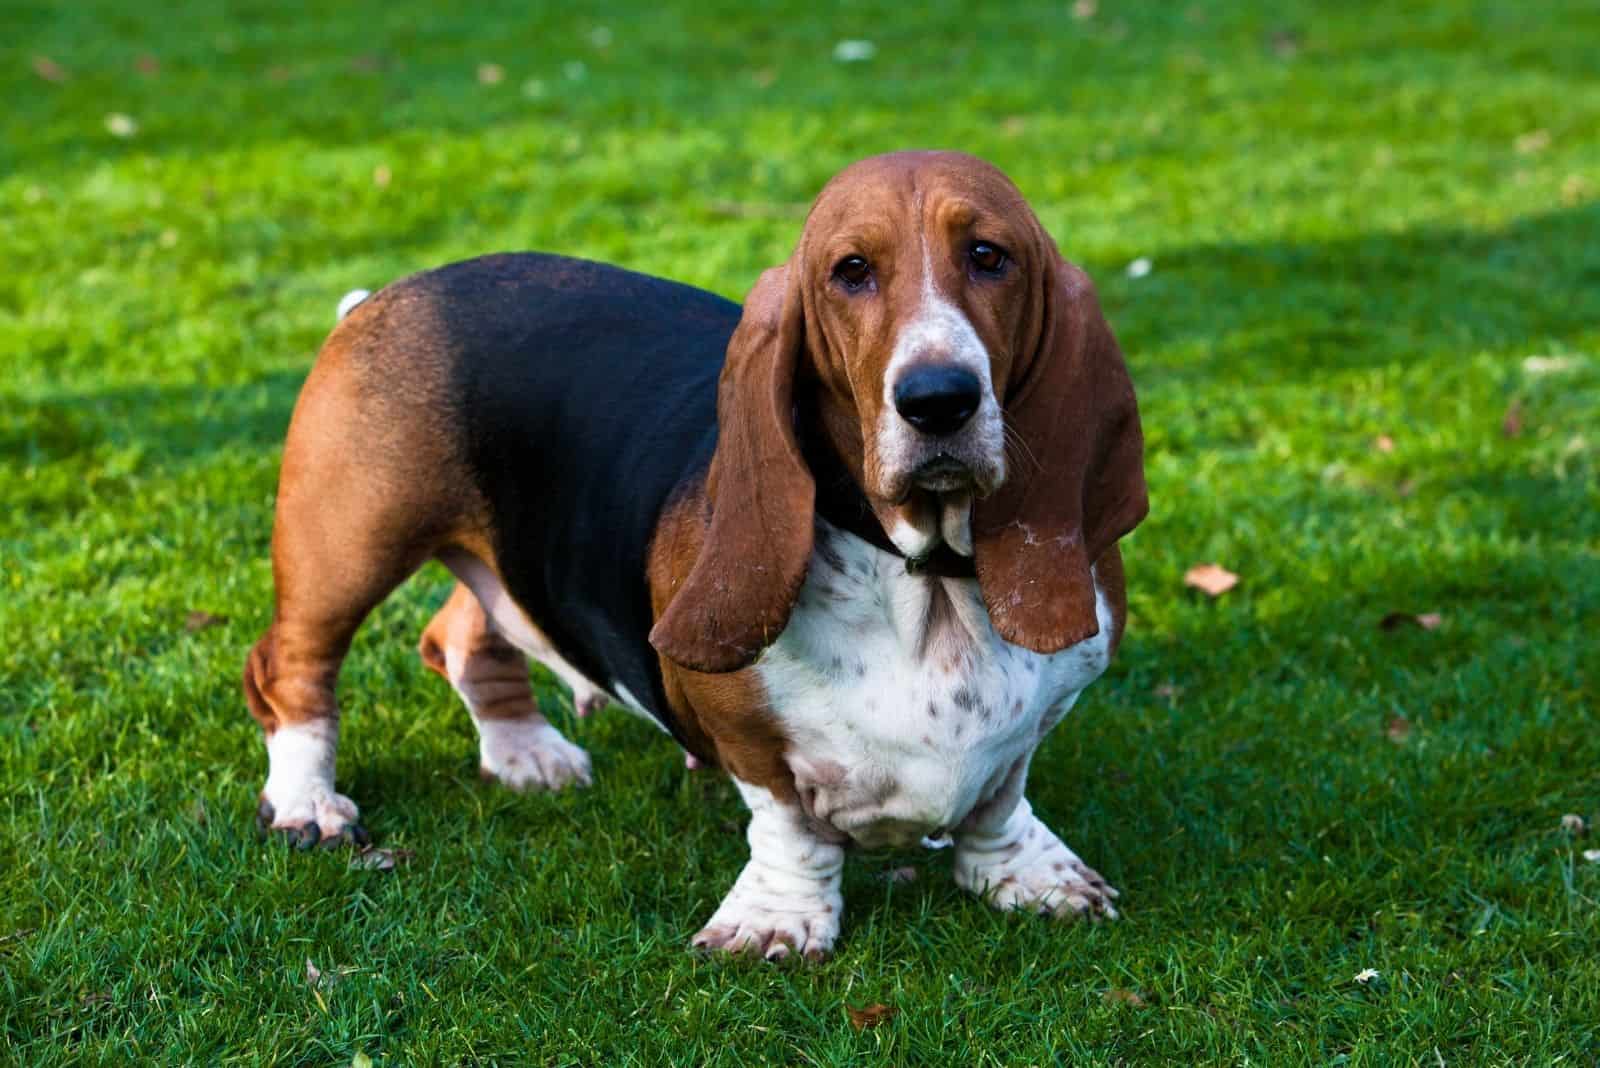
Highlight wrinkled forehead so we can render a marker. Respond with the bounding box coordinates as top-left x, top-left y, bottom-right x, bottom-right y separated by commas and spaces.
802, 152, 1037, 258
